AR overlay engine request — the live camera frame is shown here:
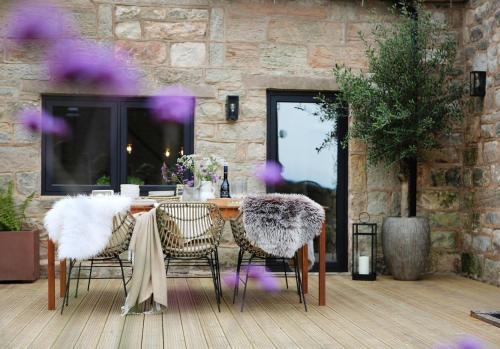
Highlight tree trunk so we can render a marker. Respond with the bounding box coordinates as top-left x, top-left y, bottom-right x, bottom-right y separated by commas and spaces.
400, 177, 409, 217
408, 157, 417, 217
